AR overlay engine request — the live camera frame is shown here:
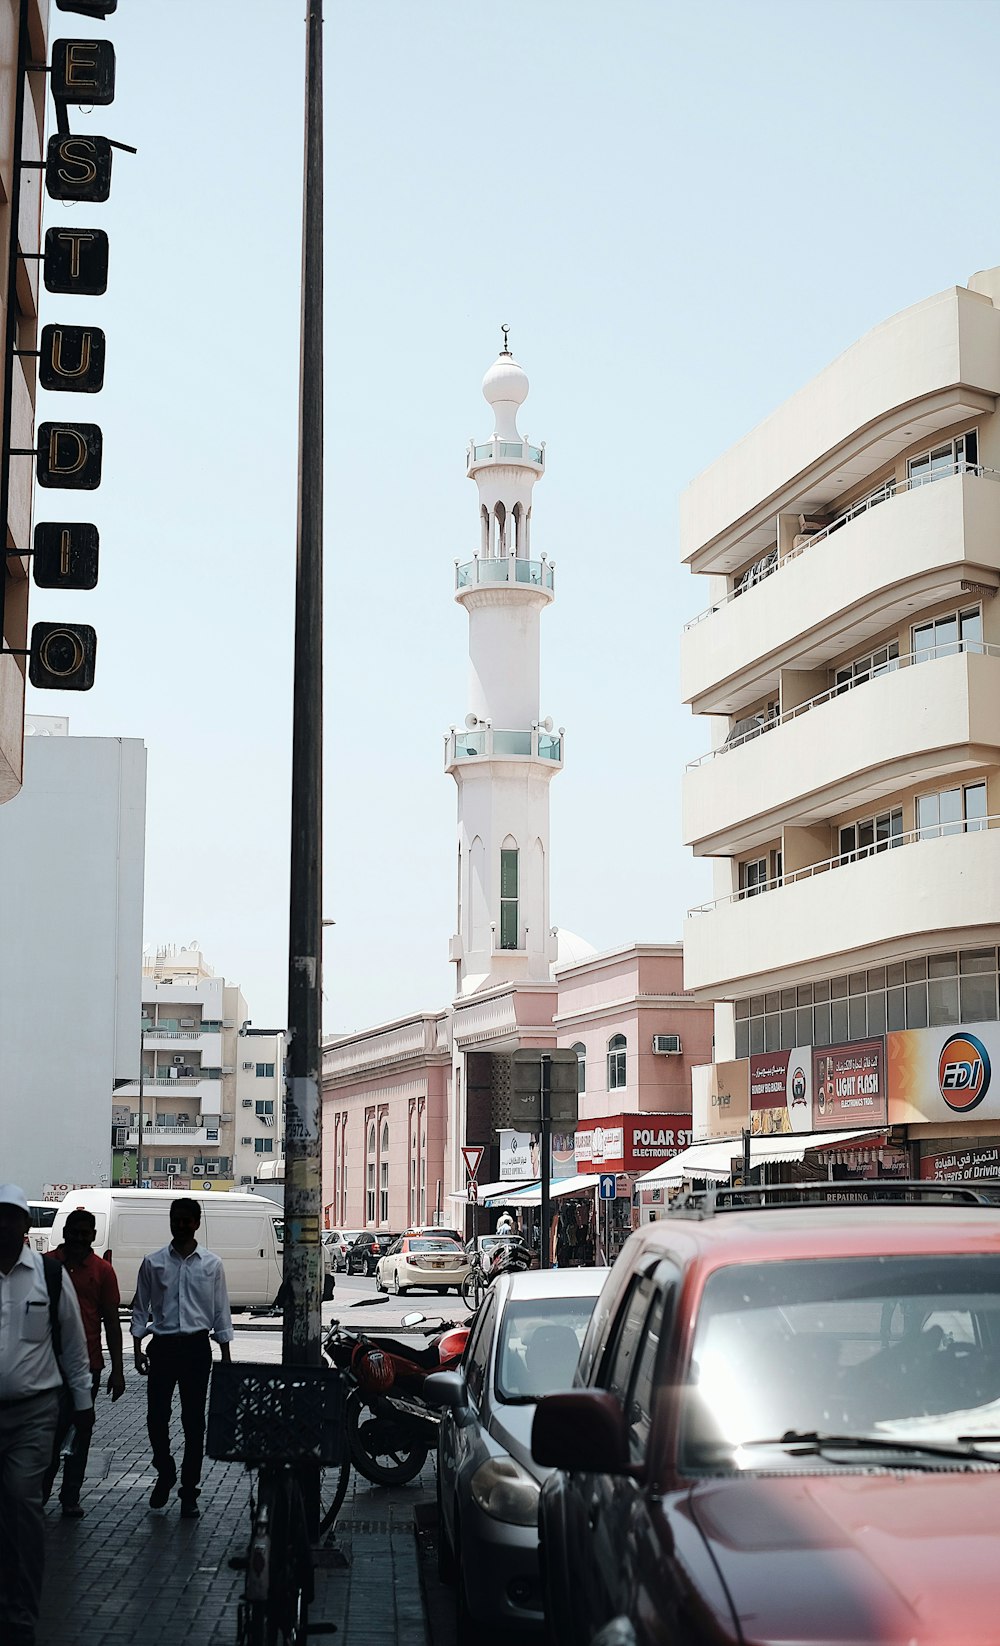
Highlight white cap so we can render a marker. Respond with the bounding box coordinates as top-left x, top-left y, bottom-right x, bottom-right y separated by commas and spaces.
0, 1184, 30, 1216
